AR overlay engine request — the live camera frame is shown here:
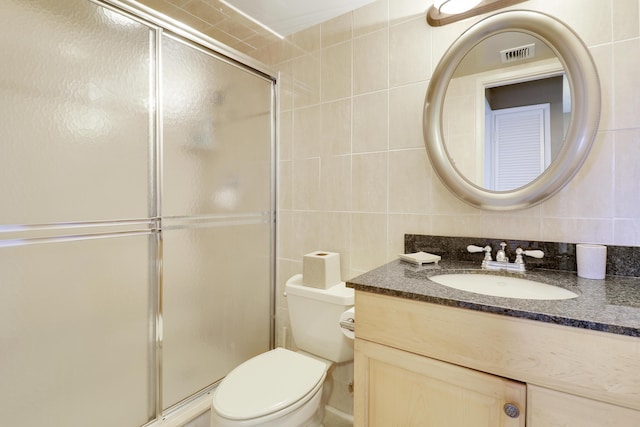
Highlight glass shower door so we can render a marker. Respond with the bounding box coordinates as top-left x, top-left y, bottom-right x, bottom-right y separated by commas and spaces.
0, 1, 155, 426
0, 1, 275, 425
160, 34, 274, 409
